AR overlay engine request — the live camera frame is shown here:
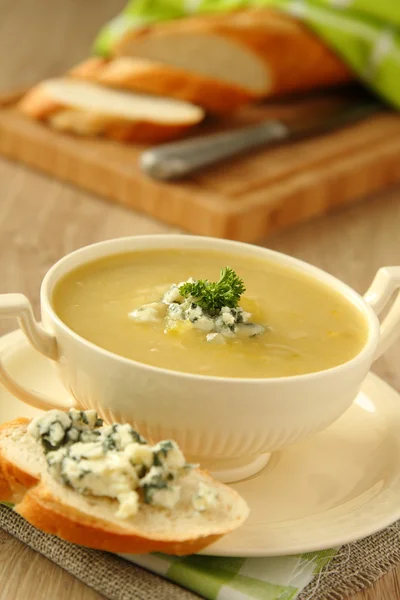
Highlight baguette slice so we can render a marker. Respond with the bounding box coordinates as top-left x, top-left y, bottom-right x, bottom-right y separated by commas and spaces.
114, 8, 353, 99
70, 57, 254, 114
0, 418, 249, 556
18, 78, 204, 143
